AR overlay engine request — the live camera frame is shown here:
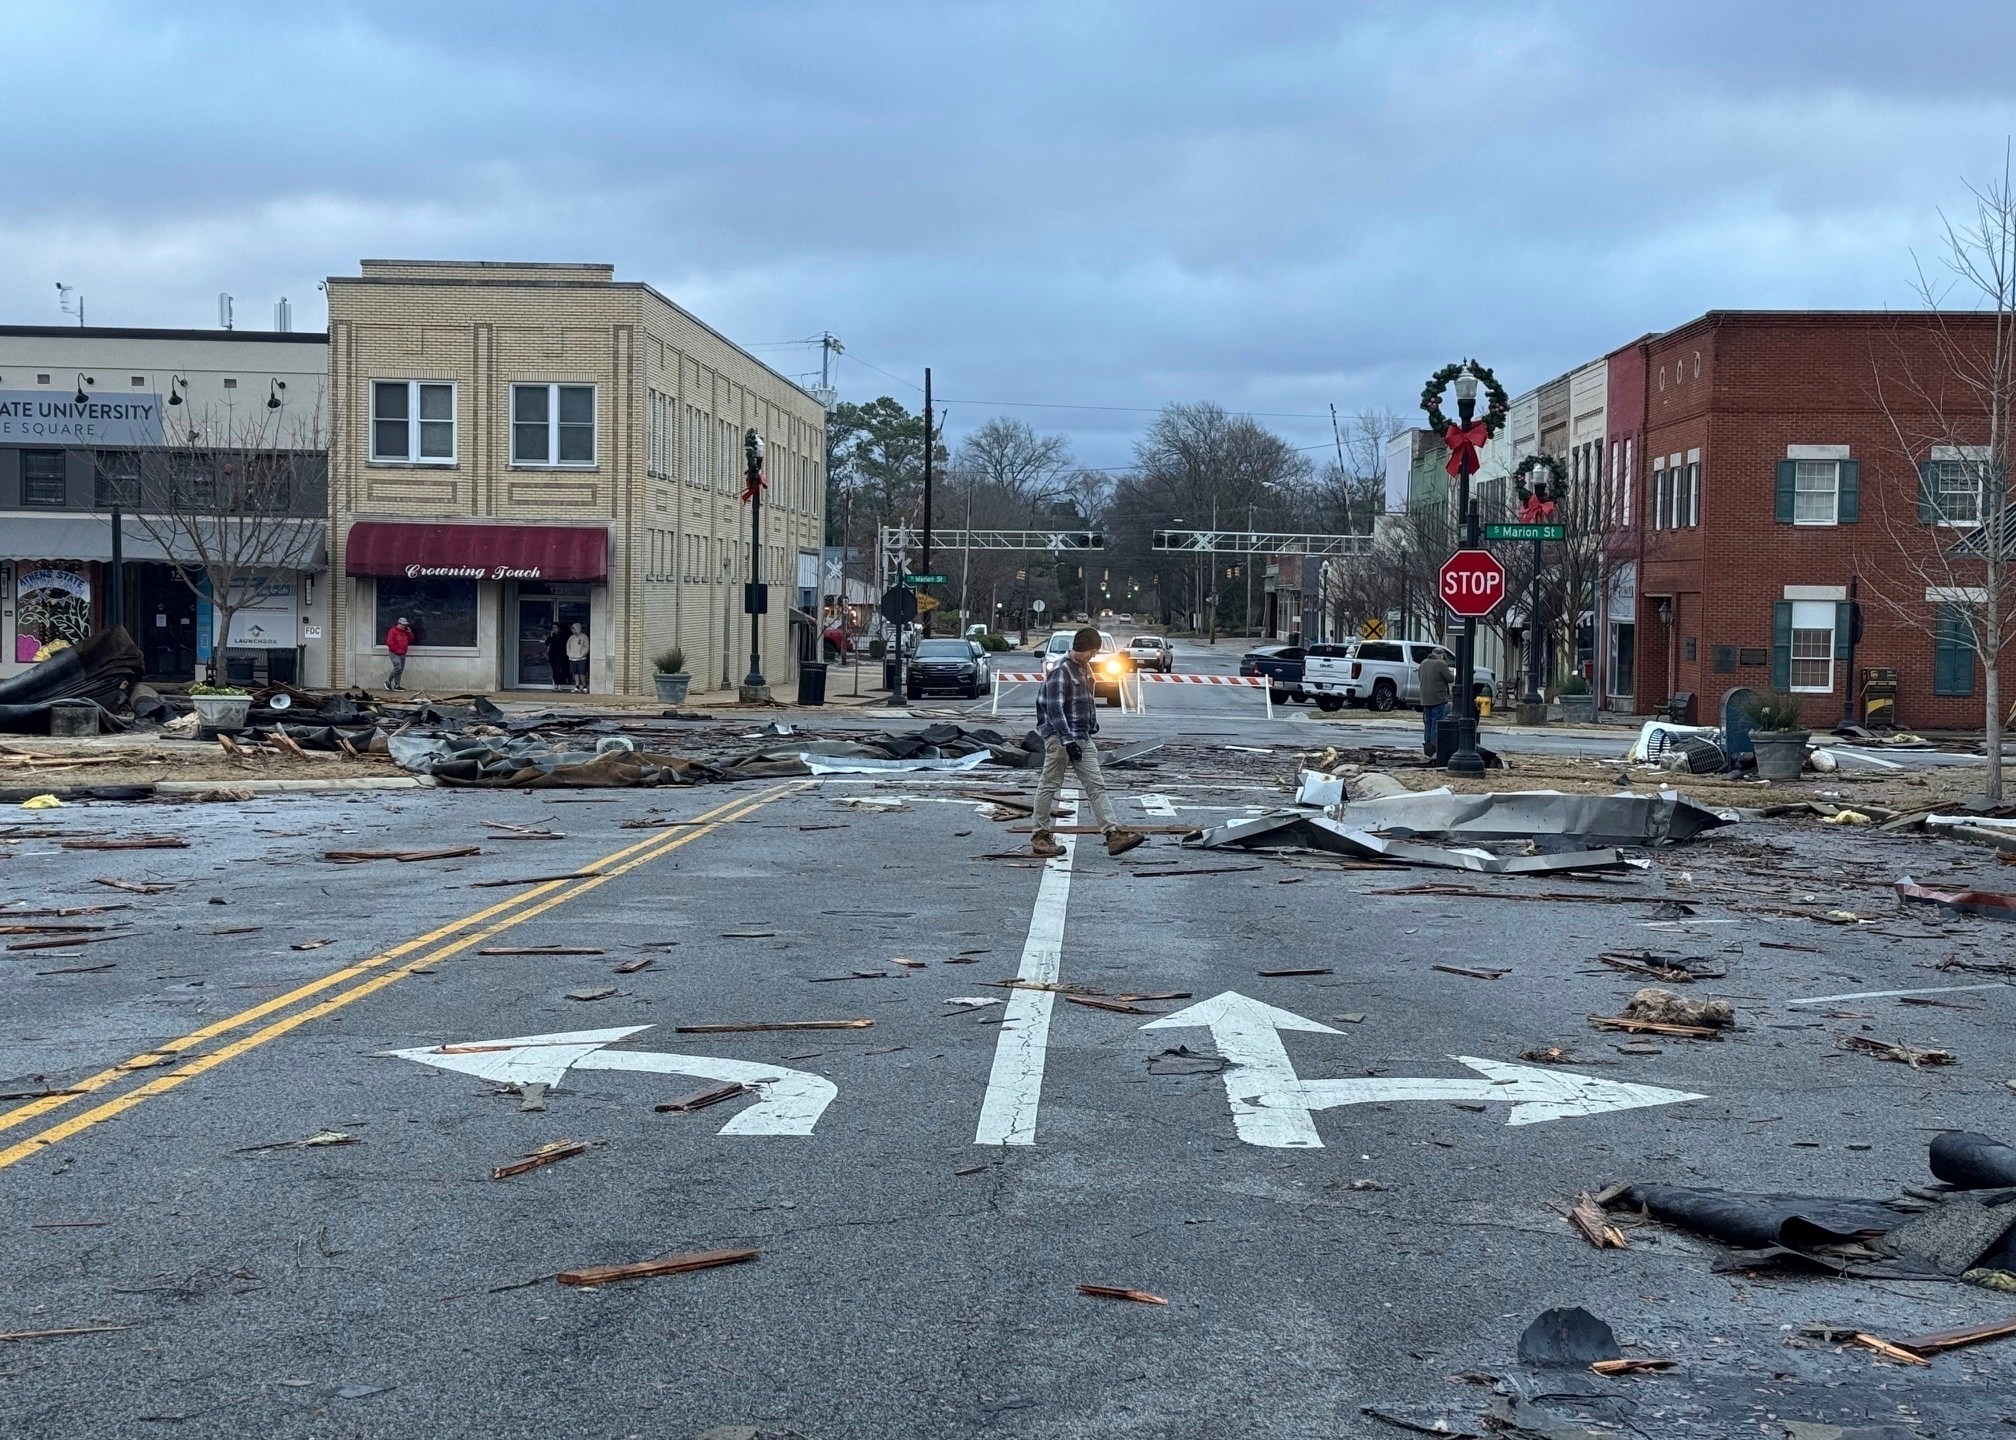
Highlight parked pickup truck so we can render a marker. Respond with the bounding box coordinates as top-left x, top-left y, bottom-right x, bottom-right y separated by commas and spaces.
1301, 639, 1497, 712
